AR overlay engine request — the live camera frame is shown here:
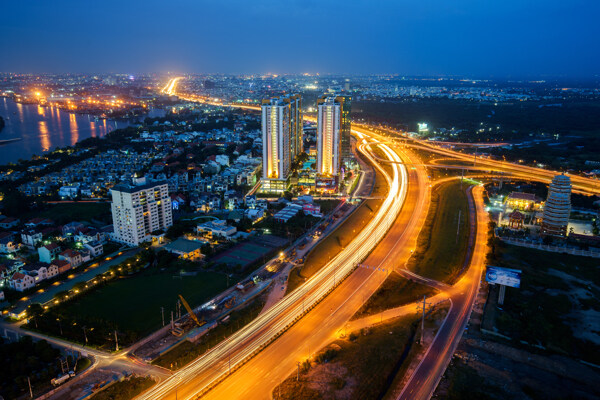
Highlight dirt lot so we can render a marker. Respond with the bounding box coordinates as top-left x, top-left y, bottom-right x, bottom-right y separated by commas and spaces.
434, 334, 600, 400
